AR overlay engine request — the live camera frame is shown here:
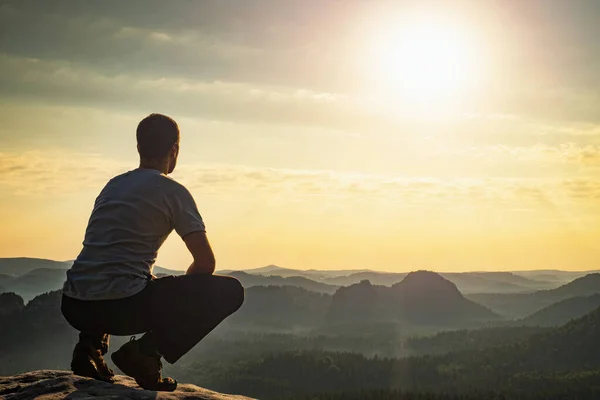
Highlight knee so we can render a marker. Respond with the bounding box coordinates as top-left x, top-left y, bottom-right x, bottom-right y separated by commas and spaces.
224, 277, 244, 313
